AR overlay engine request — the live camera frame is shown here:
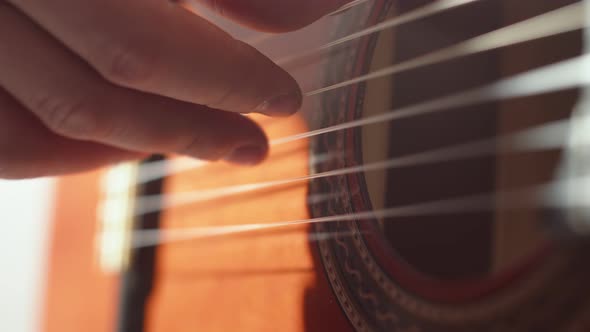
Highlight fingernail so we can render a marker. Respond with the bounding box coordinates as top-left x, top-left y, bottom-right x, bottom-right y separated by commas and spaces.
256, 91, 302, 116
225, 145, 268, 165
